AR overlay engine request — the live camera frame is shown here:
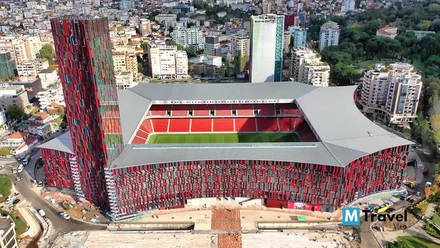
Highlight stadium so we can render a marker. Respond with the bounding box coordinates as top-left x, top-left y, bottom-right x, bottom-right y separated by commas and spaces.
40, 16, 412, 219
40, 82, 412, 217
